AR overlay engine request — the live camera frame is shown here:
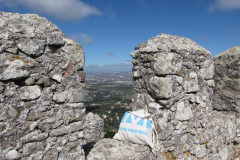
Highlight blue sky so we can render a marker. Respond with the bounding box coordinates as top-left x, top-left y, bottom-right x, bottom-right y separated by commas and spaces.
1, 0, 240, 72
